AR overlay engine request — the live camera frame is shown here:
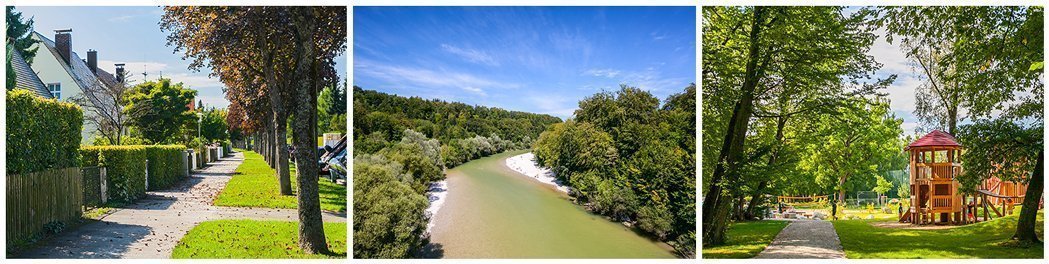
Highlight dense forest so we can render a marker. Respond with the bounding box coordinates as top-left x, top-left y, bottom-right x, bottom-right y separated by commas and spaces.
352, 87, 562, 258
702, 6, 1043, 247
533, 84, 697, 257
